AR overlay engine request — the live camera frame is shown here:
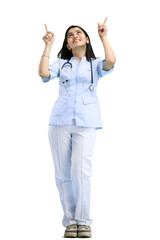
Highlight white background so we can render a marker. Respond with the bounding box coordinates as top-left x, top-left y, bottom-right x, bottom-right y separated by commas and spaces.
0, 0, 160, 239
